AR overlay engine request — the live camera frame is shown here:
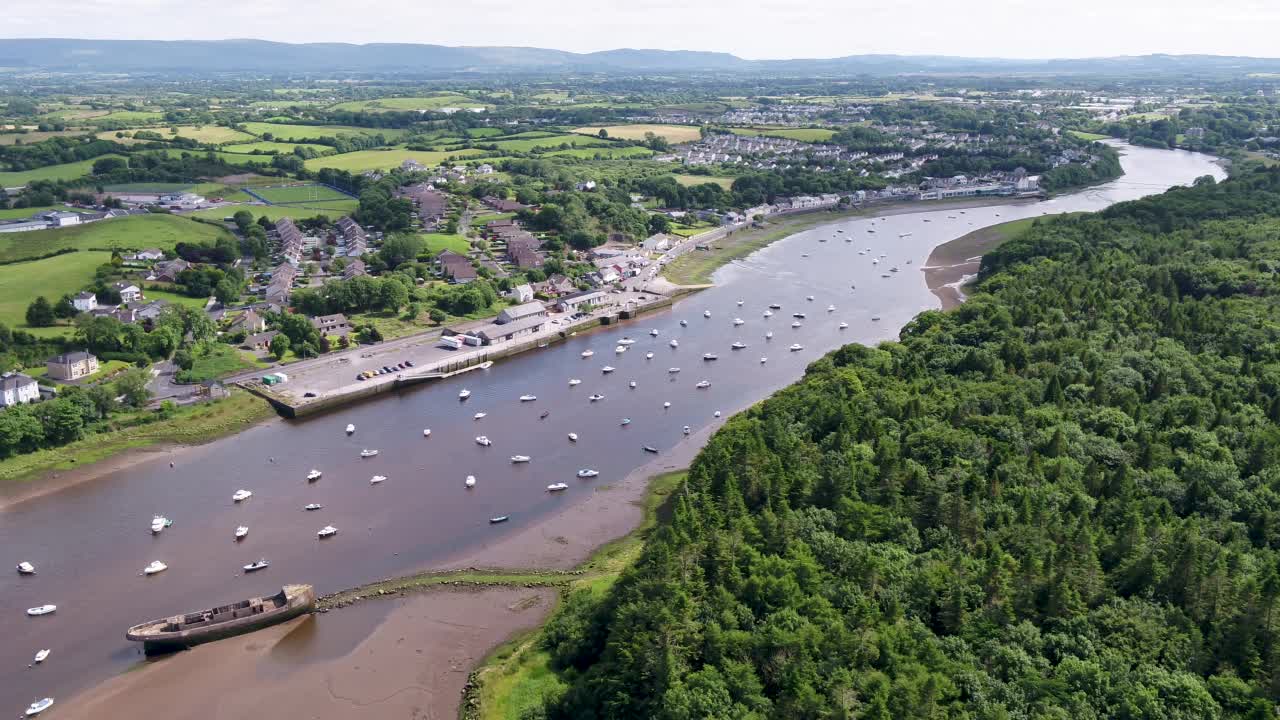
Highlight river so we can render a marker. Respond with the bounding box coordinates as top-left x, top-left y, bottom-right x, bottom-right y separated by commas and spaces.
0, 143, 1224, 712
